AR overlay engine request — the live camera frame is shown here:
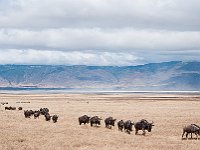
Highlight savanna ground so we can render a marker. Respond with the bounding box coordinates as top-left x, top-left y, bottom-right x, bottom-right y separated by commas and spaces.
1, 93, 200, 150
